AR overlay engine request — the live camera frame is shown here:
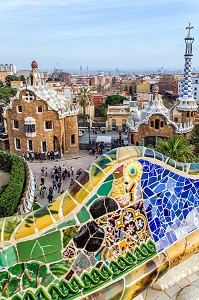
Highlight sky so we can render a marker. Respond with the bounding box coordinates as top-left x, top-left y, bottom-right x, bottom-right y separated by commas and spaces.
0, 0, 199, 71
